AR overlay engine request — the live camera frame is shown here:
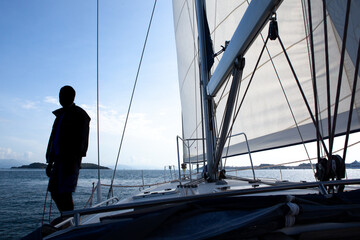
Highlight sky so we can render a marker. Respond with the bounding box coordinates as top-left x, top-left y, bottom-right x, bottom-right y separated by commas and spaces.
0, 0, 182, 169
1, 0, 359, 171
